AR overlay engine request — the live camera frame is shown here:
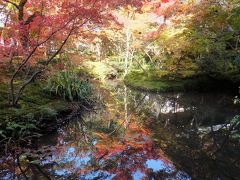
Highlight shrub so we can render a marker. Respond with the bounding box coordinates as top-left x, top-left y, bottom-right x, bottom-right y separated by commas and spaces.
231, 115, 240, 140
45, 70, 92, 102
